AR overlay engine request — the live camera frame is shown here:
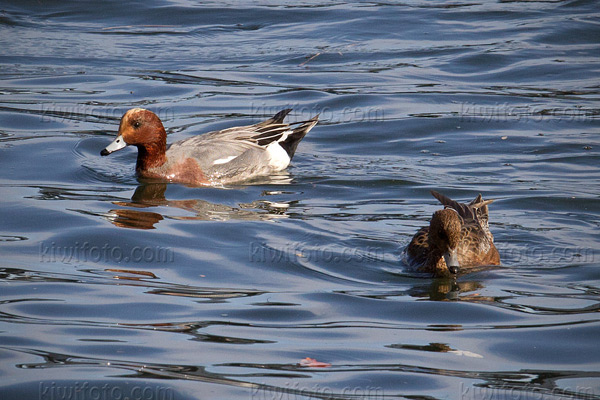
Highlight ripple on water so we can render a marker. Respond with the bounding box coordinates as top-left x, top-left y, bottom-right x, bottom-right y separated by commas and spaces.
1, 0, 600, 399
